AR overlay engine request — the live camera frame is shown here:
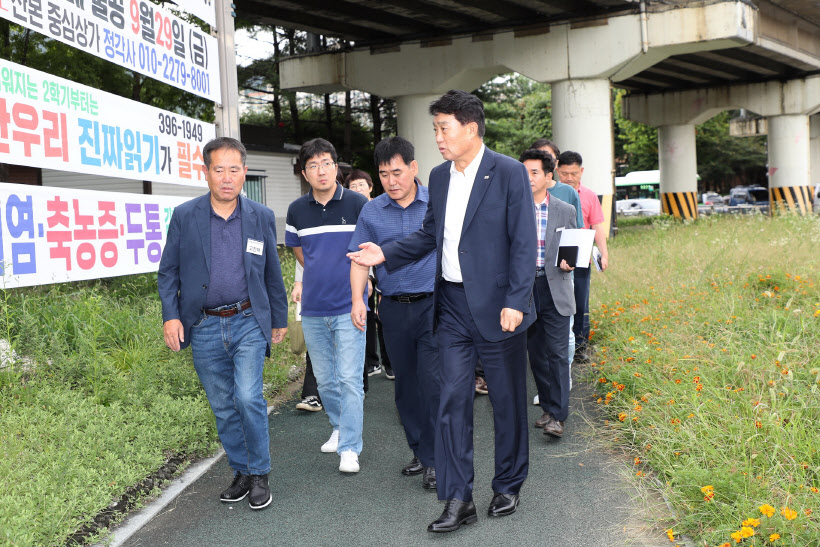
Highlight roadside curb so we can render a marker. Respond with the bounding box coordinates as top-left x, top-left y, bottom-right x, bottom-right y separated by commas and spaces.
98, 374, 303, 547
